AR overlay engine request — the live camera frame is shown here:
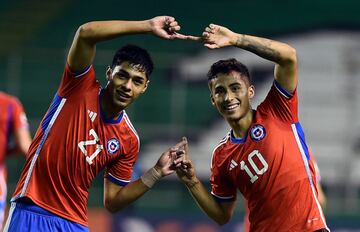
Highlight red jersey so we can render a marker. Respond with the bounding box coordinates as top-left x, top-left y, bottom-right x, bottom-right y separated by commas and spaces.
210, 81, 329, 232
0, 92, 29, 163
12, 64, 140, 226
